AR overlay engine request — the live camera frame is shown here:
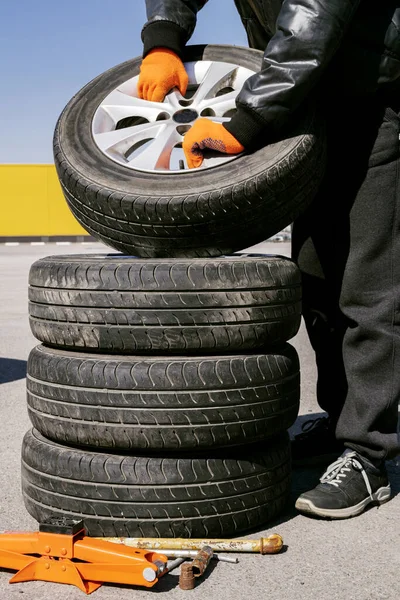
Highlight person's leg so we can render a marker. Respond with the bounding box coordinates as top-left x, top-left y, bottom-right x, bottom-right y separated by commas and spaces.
294, 99, 400, 459
291, 206, 347, 463
335, 103, 400, 463
291, 202, 348, 425
295, 100, 400, 517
